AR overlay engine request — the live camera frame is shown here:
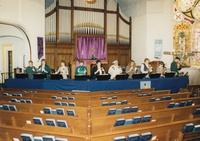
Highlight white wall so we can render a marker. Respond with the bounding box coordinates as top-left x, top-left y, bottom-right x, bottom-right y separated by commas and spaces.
0, 0, 45, 81
121, 0, 174, 68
